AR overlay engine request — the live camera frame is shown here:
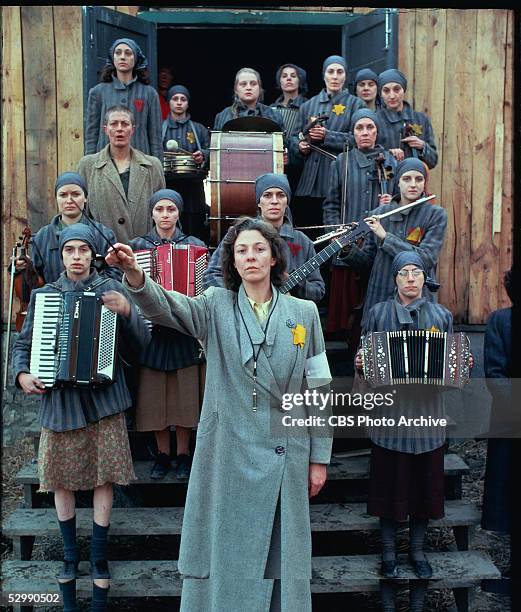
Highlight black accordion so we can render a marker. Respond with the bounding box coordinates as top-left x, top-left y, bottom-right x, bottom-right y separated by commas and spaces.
30, 292, 118, 388
360, 331, 471, 389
